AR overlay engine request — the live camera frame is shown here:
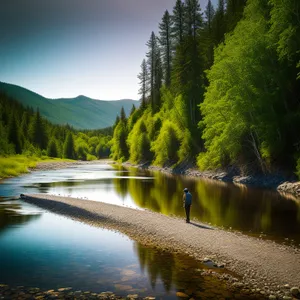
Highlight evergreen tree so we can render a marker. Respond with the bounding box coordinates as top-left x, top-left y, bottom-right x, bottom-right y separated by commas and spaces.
113, 115, 120, 131
146, 32, 161, 113
154, 48, 163, 110
8, 113, 22, 154
130, 104, 136, 116
47, 138, 58, 157
184, 0, 203, 39
172, 0, 204, 126
158, 10, 173, 87
226, 0, 247, 32
29, 109, 48, 149
63, 132, 75, 159
172, 0, 186, 46
120, 107, 127, 122
202, 0, 216, 71
212, 0, 226, 44
137, 59, 149, 109
204, 0, 215, 34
